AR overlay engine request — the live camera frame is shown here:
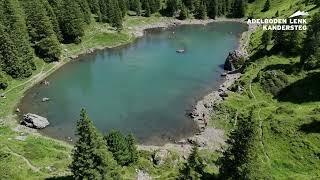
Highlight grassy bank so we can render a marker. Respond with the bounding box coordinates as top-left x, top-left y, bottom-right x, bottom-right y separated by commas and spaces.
210, 12, 320, 180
